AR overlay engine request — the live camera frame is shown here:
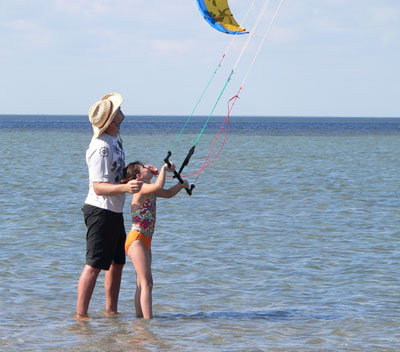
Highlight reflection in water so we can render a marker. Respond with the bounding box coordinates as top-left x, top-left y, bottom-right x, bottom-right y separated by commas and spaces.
119, 320, 172, 351
154, 310, 339, 322
70, 314, 172, 352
